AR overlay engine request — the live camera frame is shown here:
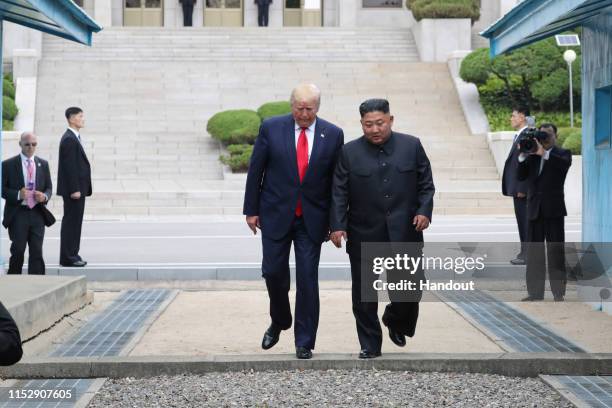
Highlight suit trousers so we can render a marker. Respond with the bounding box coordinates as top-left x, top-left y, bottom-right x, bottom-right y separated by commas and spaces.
526, 216, 566, 299
182, 3, 194, 26
7, 207, 46, 275
349, 251, 421, 353
513, 196, 528, 258
262, 216, 321, 350
257, 3, 270, 26
60, 196, 85, 265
